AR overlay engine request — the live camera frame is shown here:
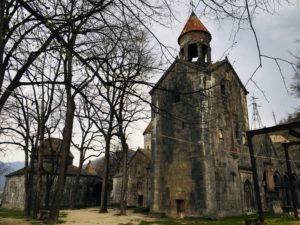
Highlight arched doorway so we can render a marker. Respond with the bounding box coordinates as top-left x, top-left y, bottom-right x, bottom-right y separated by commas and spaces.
244, 179, 255, 212
93, 182, 102, 206
273, 172, 282, 200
